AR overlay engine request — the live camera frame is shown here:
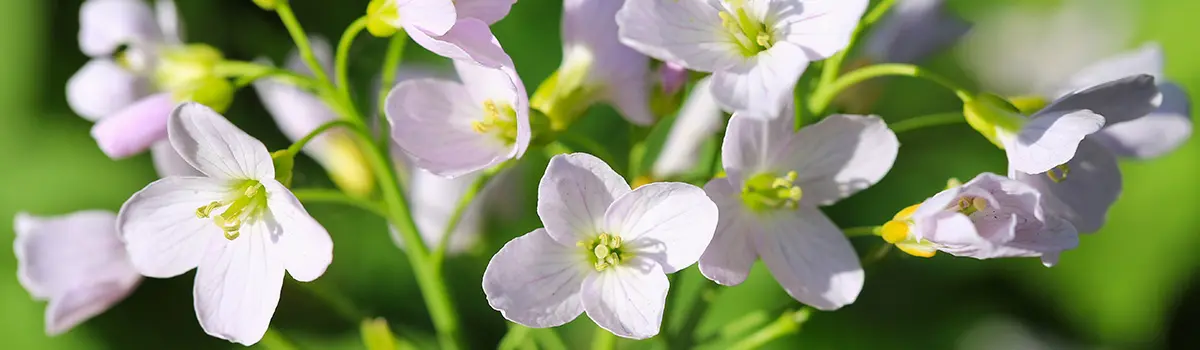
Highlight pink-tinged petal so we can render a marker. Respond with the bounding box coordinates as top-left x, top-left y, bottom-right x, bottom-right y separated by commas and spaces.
604, 182, 718, 273
710, 43, 809, 117
168, 102, 275, 180
193, 221, 285, 346
658, 62, 689, 96
90, 93, 174, 159
1057, 43, 1165, 97
67, 59, 149, 122
263, 181, 333, 282
117, 177, 231, 278
454, 60, 532, 158
913, 212, 980, 251
652, 78, 724, 178
751, 207, 862, 310
483, 229, 588, 328
454, 0, 515, 25
779, 114, 899, 206
698, 179, 758, 286
616, 0, 742, 72
1041, 74, 1159, 126
1013, 140, 1120, 233
408, 19, 512, 68
44, 275, 141, 335
775, 0, 869, 59
538, 153, 633, 245
78, 0, 163, 57
864, 0, 970, 63
386, 79, 511, 178
14, 211, 138, 303
720, 113, 796, 185
154, 0, 183, 44
151, 141, 202, 177
397, 0, 457, 36
563, 0, 653, 125
580, 257, 669, 339
1004, 110, 1105, 175
1092, 82, 1192, 159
